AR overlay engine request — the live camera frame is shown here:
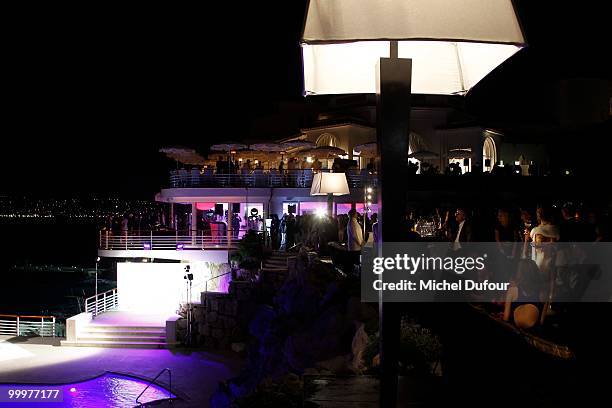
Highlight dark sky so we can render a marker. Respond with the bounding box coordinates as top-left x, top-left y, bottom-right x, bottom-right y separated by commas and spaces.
2, 1, 609, 198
